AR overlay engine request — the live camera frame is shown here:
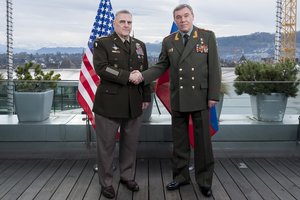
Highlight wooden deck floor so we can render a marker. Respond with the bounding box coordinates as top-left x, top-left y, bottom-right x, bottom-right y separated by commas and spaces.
0, 158, 300, 200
